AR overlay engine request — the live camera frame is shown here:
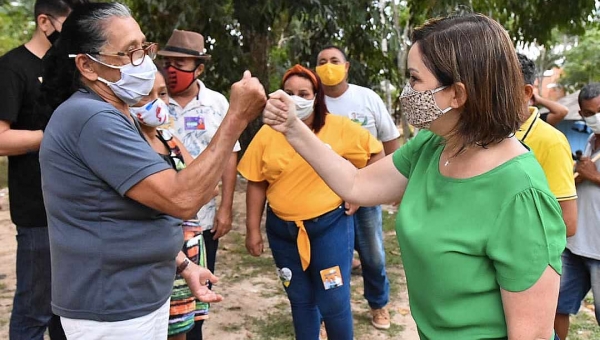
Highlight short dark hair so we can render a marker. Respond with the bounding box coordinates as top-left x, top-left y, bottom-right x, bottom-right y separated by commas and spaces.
411, 13, 524, 148
318, 45, 348, 62
281, 65, 328, 133
34, 0, 84, 20
517, 53, 536, 85
579, 83, 600, 107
